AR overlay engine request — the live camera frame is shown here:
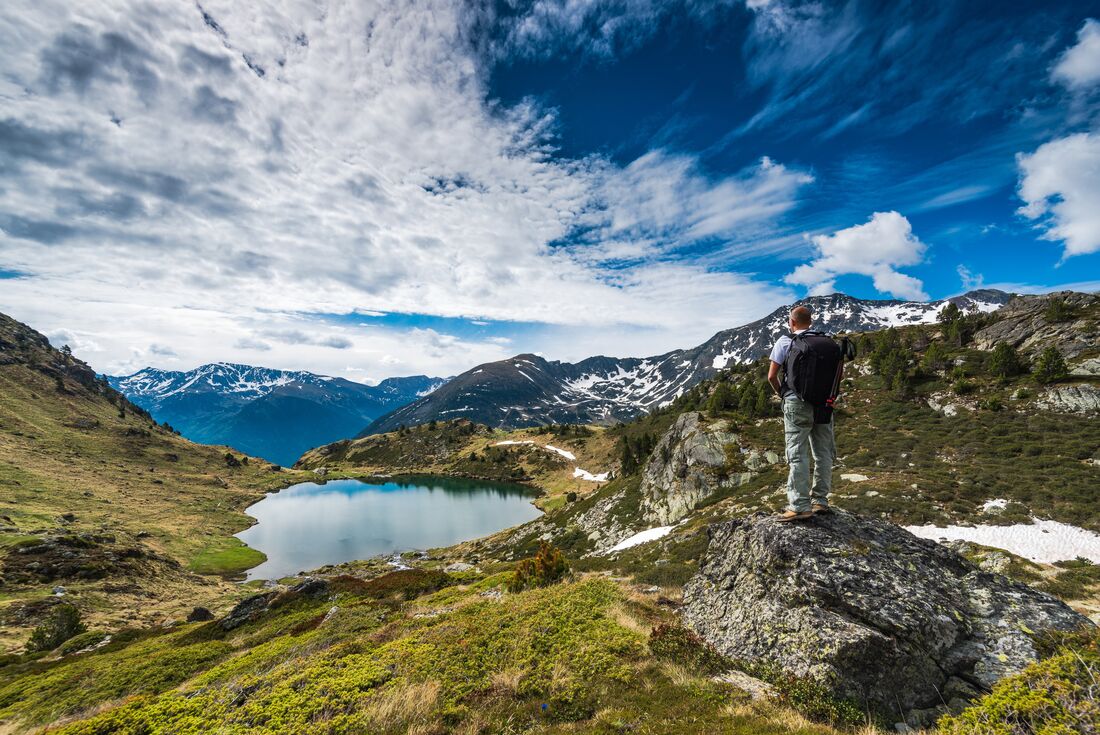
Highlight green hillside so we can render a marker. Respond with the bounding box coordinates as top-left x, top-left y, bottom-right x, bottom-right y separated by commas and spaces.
0, 313, 311, 653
